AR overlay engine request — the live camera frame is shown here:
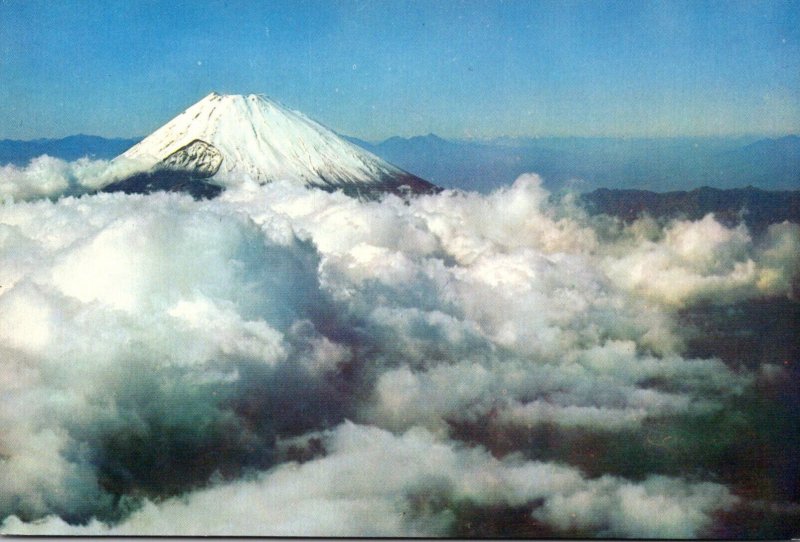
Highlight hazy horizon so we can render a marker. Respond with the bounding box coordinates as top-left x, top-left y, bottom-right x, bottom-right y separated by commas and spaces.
2, 129, 797, 145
